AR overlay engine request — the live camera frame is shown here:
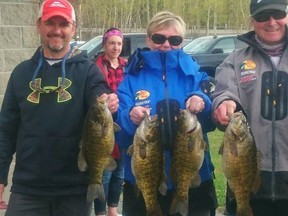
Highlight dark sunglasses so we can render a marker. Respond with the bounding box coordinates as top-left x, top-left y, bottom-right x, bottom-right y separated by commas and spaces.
253, 10, 287, 22
151, 34, 183, 46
